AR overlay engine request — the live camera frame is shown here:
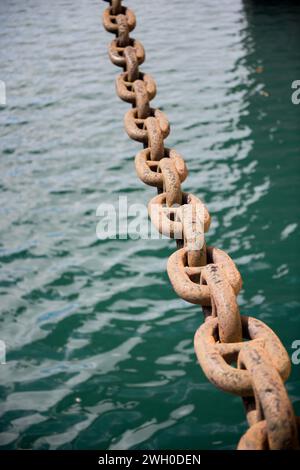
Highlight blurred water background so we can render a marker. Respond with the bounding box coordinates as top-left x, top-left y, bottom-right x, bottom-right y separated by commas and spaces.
0, 0, 299, 450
